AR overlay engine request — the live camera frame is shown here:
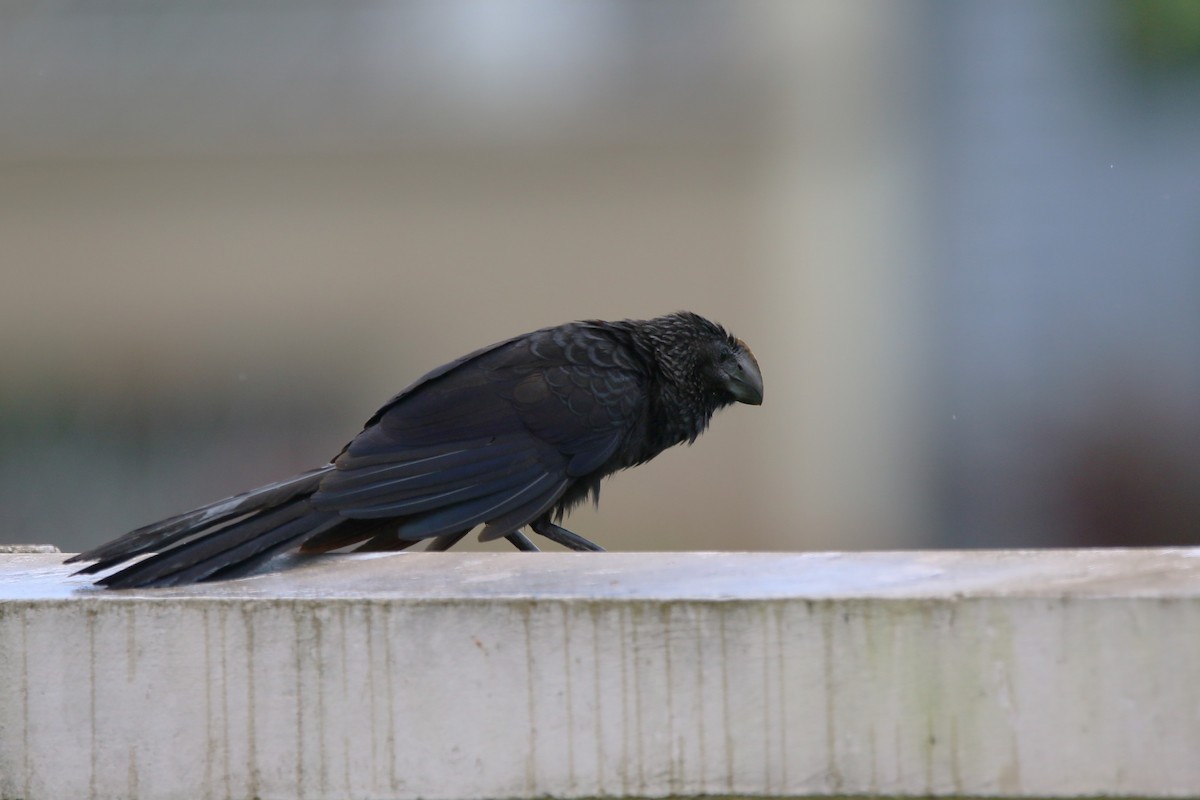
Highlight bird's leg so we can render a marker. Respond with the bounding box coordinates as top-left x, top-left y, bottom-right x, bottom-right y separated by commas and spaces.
425, 532, 468, 551
505, 531, 541, 551
530, 517, 605, 551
